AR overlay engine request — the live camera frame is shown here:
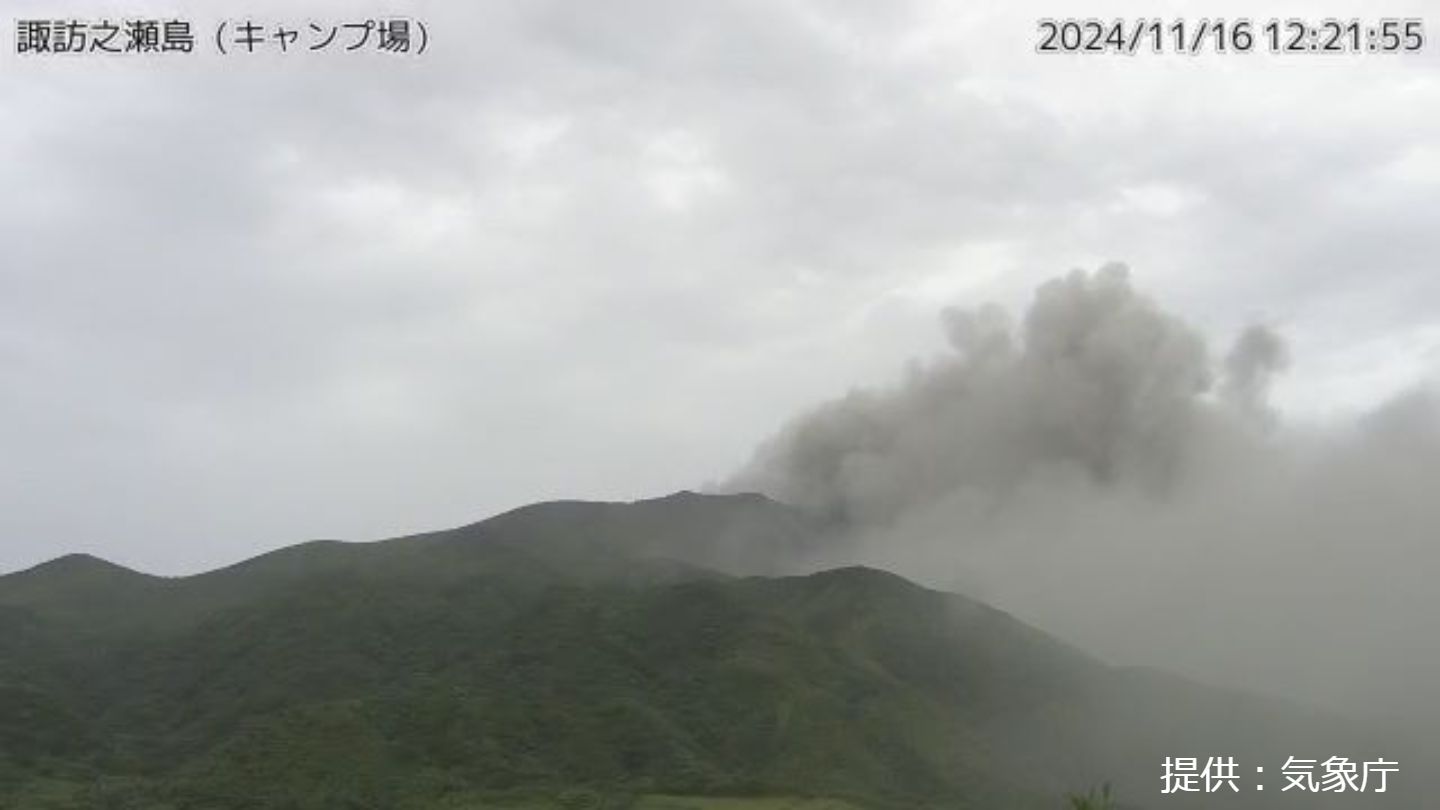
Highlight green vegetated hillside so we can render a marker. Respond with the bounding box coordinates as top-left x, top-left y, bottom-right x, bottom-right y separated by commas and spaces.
0, 493, 1418, 809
